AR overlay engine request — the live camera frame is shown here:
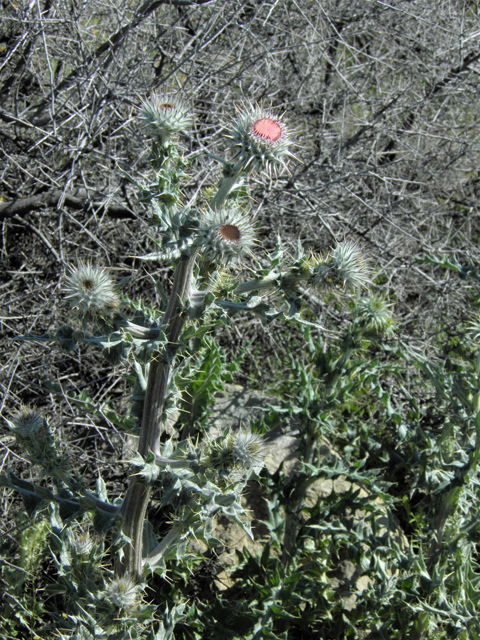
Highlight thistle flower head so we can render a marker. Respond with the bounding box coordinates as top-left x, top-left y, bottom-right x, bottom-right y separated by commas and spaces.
312, 241, 370, 291
231, 430, 265, 470
105, 575, 140, 611
64, 263, 120, 327
139, 94, 192, 143
226, 106, 293, 173
354, 295, 395, 338
7, 407, 69, 477
9, 406, 44, 437
196, 206, 256, 264
206, 429, 265, 476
